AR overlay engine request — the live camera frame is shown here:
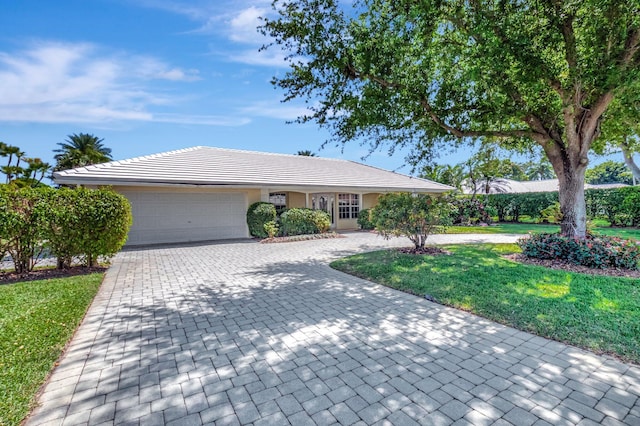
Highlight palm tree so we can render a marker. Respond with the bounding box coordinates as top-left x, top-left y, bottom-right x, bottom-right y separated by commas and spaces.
0, 142, 25, 183
296, 150, 317, 156
53, 133, 113, 172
